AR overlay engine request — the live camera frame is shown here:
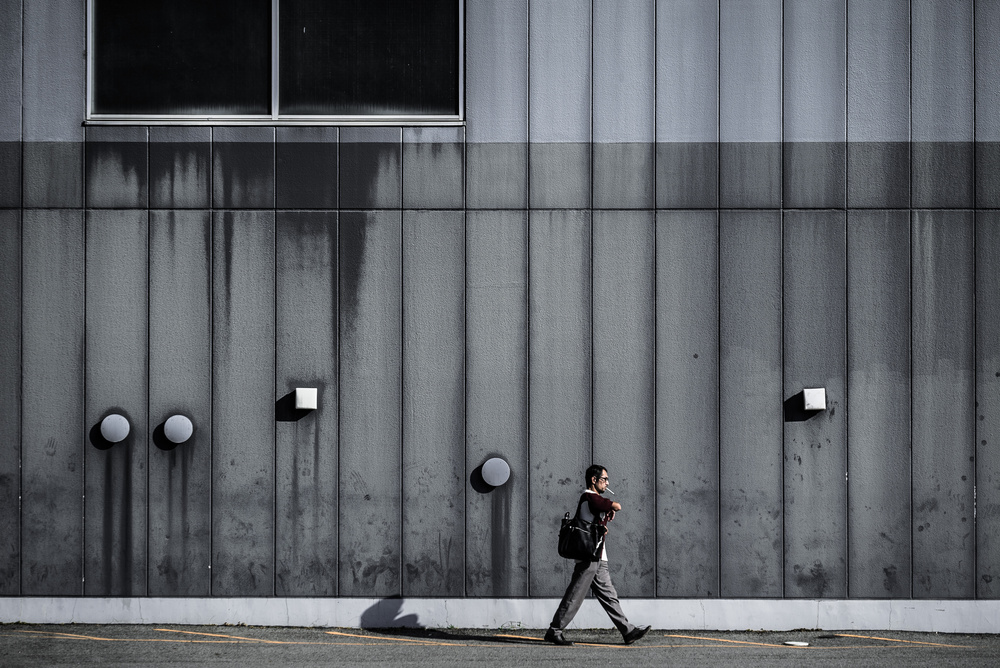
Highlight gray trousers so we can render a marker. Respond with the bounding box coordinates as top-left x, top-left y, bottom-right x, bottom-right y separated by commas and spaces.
549, 559, 634, 636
